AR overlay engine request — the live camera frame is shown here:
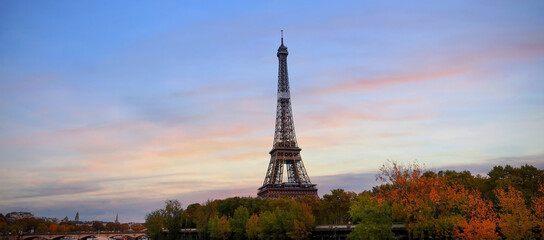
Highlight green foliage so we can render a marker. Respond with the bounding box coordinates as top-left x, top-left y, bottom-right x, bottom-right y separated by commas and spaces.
144, 200, 184, 240
92, 221, 105, 231
245, 214, 260, 240
207, 215, 231, 240
488, 164, 544, 205
348, 192, 394, 240
161, 200, 184, 240
229, 206, 249, 240
144, 210, 164, 240
184, 203, 201, 228
295, 195, 323, 224
259, 209, 292, 240
144, 163, 543, 239
259, 200, 315, 240
321, 189, 357, 224
192, 200, 219, 239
